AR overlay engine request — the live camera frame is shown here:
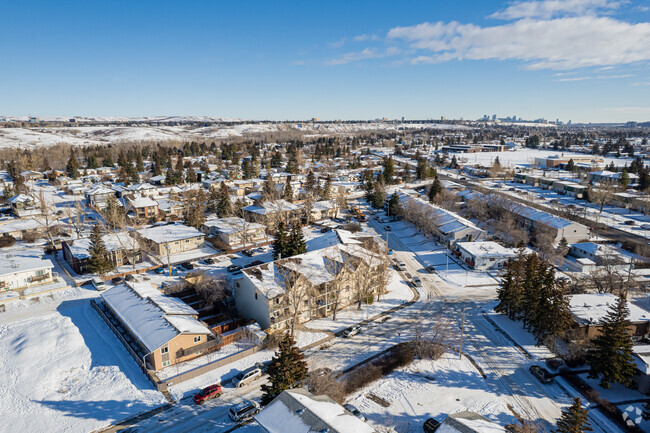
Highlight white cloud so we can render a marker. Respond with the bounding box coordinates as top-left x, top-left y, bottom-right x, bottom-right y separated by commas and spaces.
353, 34, 380, 42
553, 76, 592, 81
327, 47, 400, 65
491, 0, 624, 20
387, 16, 650, 70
